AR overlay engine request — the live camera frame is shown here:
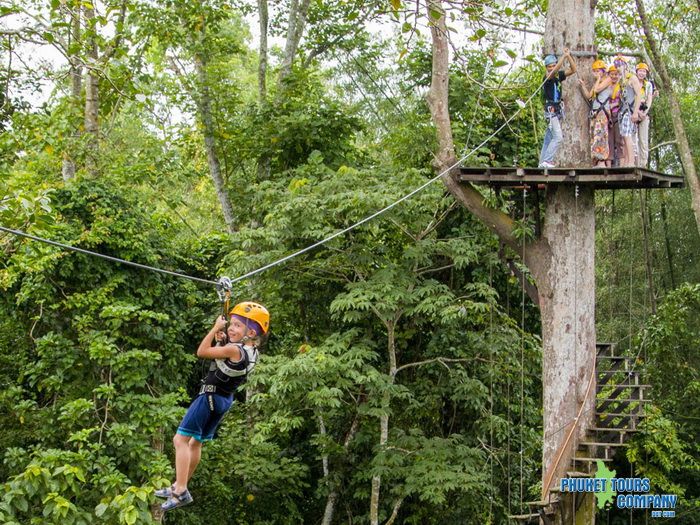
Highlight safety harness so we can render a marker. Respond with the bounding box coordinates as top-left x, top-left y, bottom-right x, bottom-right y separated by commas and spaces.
200, 277, 260, 399
542, 73, 564, 117
589, 91, 612, 127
